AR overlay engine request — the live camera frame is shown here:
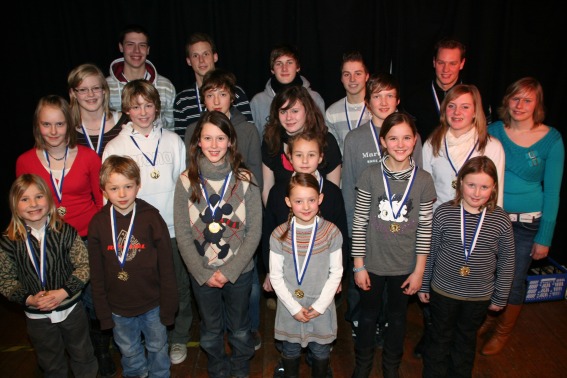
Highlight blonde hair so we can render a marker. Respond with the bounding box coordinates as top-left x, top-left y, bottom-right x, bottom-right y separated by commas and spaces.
5, 174, 62, 241
67, 63, 113, 131
428, 84, 488, 156
32, 95, 77, 150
